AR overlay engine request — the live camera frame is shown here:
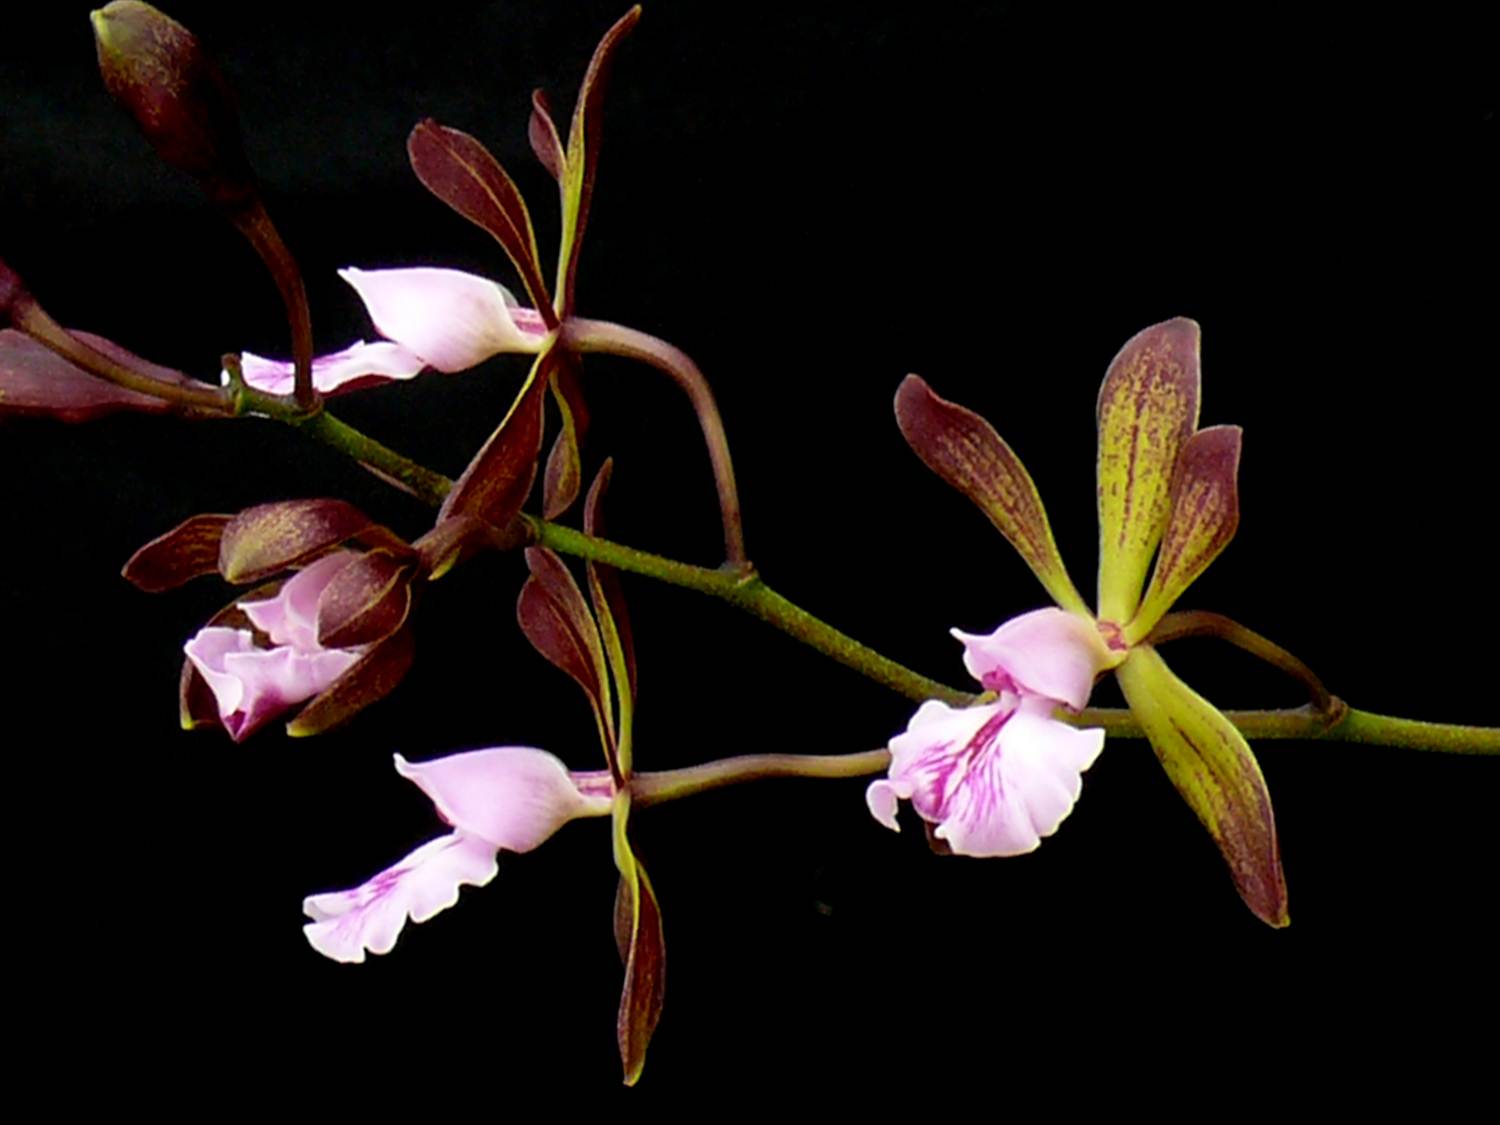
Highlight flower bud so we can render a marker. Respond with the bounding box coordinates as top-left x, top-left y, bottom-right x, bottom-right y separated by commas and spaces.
91, 1, 256, 207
